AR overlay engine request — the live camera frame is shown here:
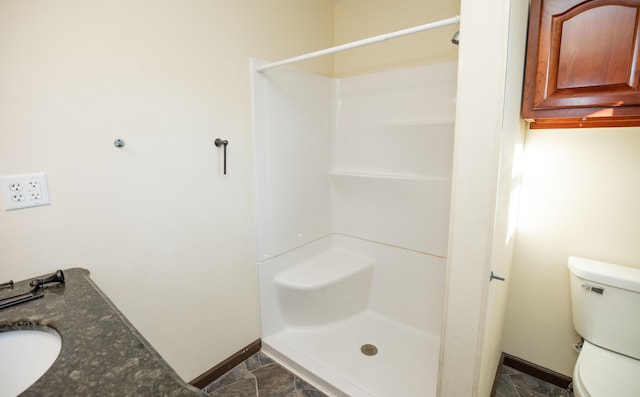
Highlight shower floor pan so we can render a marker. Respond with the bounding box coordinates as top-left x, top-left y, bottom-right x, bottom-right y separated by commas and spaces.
263, 309, 440, 397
